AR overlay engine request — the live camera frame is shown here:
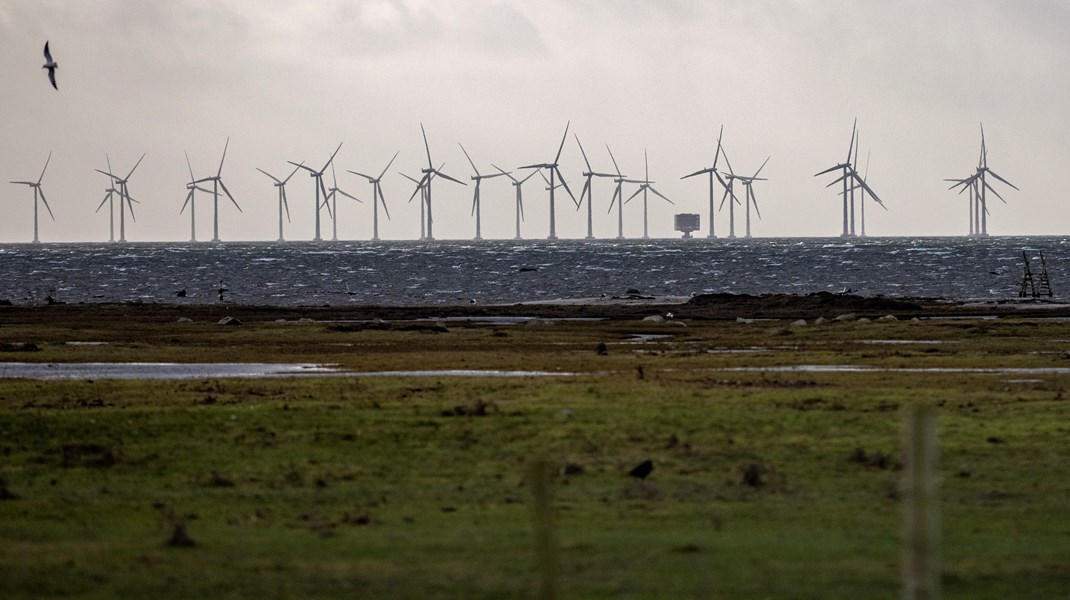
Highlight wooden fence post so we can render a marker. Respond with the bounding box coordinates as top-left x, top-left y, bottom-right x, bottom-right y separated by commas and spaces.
902, 405, 940, 600
529, 459, 560, 600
